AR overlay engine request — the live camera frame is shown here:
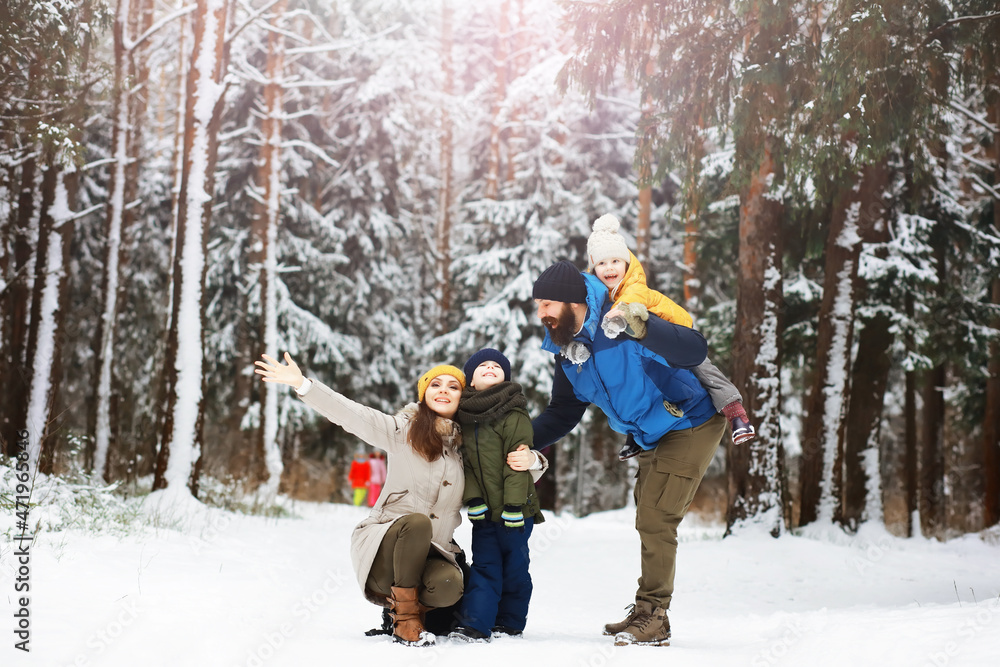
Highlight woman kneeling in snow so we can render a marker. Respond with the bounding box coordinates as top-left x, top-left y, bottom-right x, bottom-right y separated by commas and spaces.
254, 353, 541, 646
